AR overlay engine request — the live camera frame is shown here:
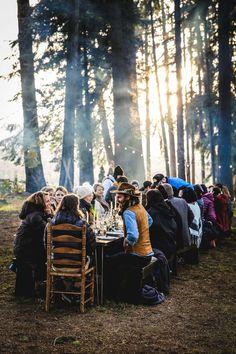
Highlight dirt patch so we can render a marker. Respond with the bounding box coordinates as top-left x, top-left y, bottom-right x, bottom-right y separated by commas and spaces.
0, 209, 236, 354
